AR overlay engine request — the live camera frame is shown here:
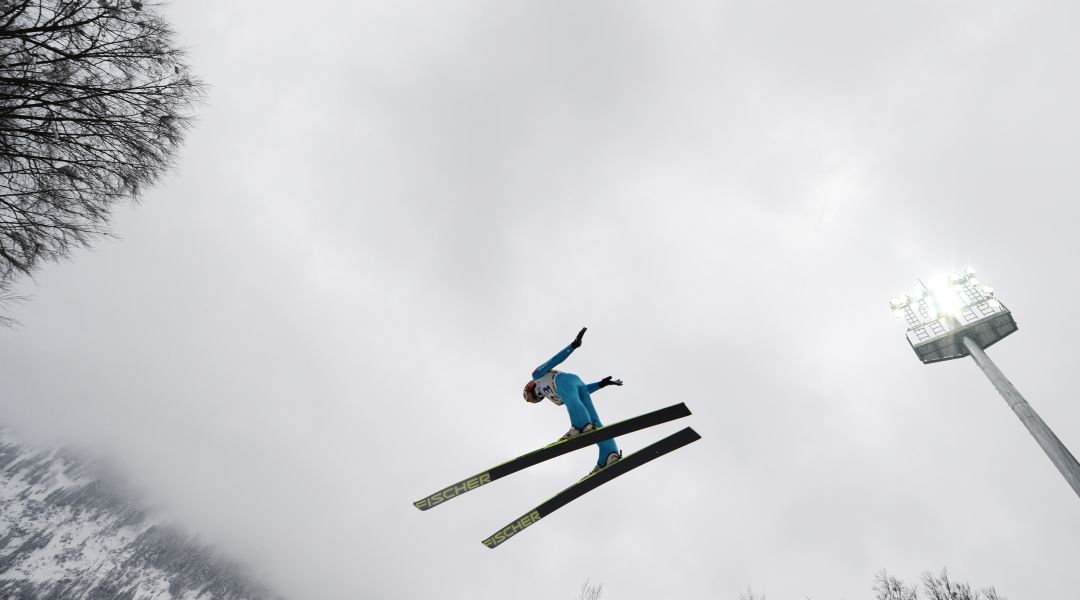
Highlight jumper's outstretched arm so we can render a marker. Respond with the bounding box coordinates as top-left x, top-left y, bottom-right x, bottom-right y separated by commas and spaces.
587, 376, 624, 393
532, 344, 574, 379
531, 327, 588, 379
